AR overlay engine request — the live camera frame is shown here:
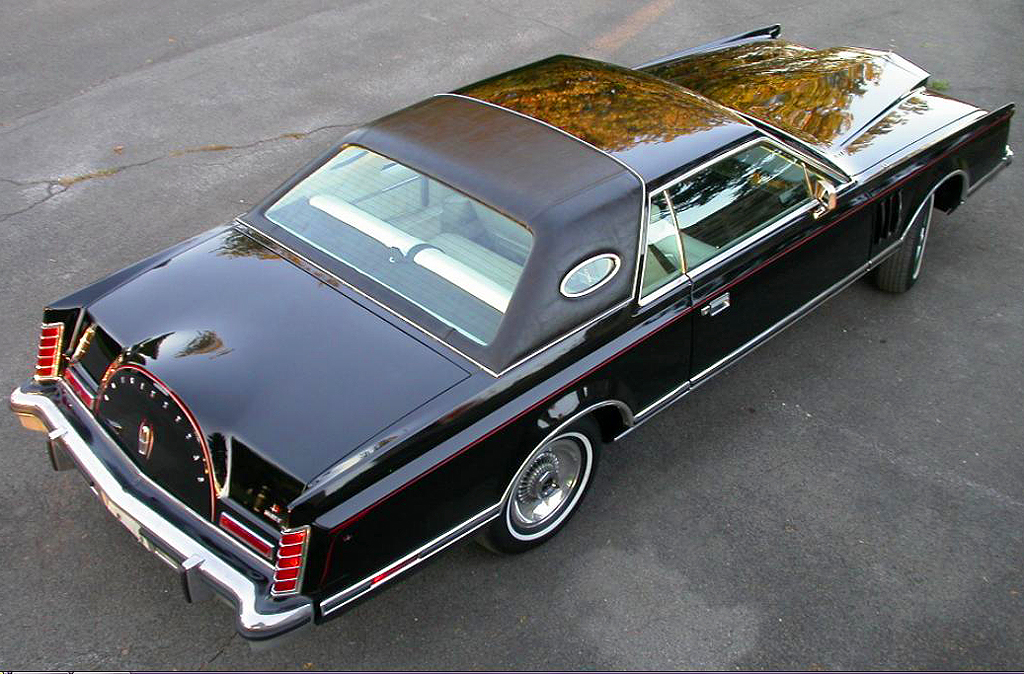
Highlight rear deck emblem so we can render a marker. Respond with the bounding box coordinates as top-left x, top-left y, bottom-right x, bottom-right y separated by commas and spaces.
138, 420, 154, 458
